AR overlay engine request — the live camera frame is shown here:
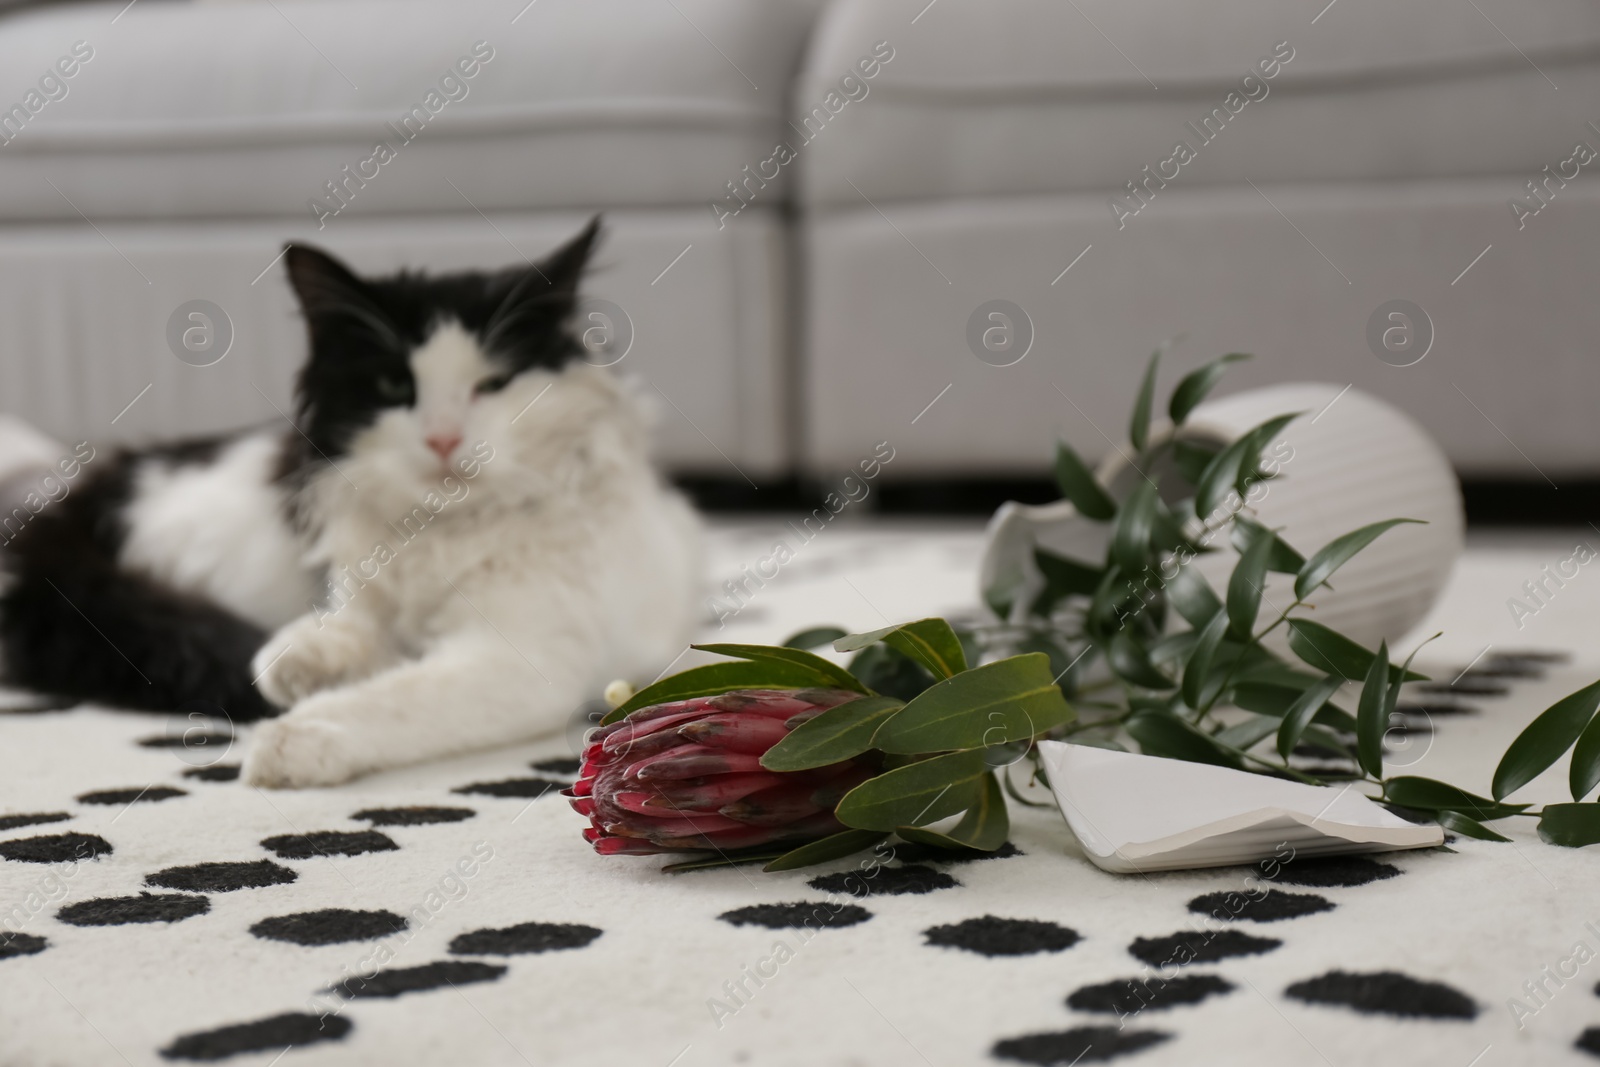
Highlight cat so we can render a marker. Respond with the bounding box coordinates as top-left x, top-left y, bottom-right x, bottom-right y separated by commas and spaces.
0, 218, 703, 787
